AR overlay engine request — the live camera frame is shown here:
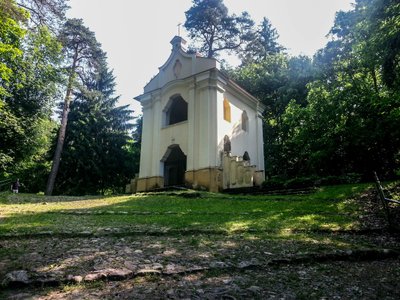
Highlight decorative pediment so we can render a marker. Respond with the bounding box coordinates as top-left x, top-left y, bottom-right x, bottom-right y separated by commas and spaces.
141, 36, 218, 94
